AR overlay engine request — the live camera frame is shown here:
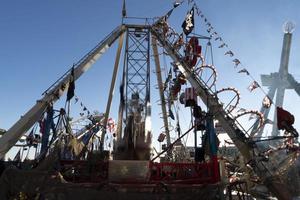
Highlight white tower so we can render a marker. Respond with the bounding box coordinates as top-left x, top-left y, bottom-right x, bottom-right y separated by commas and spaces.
252, 21, 300, 138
